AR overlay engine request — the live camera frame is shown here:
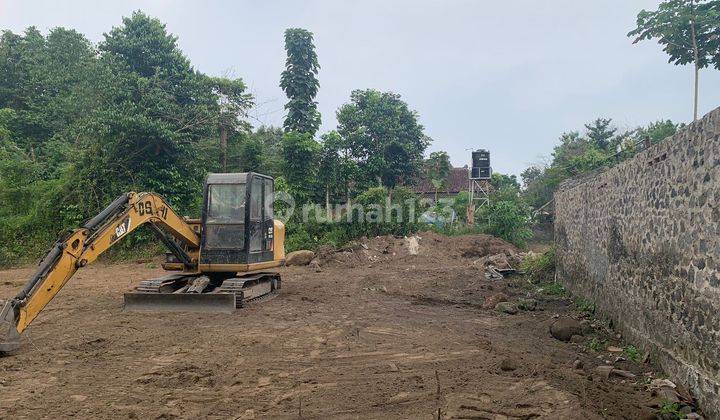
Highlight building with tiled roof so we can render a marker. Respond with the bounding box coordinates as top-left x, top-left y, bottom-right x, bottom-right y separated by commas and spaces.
412, 166, 470, 201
